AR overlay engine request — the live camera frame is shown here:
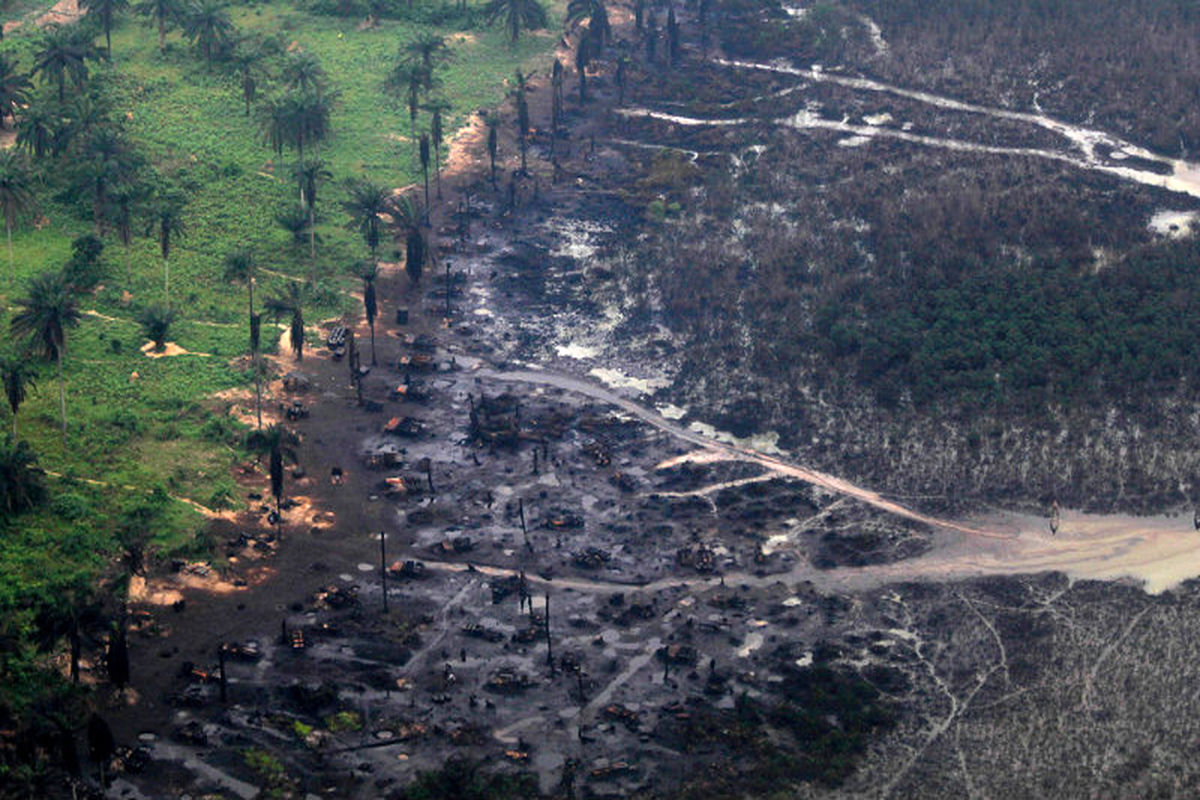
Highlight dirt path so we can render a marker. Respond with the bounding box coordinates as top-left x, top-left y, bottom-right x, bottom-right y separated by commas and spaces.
3, 0, 83, 36
474, 365, 1008, 540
